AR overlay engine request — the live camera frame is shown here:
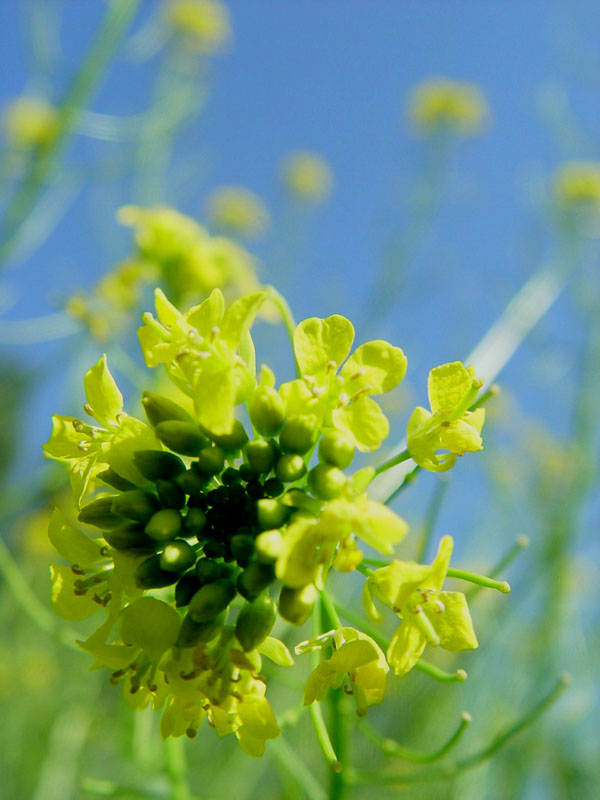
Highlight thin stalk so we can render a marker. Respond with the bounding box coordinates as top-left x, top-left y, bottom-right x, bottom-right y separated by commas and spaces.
358, 711, 471, 763
266, 285, 300, 377
309, 603, 341, 774
349, 675, 569, 785
413, 659, 467, 684
270, 736, 327, 800
163, 738, 191, 800
417, 476, 450, 561
320, 590, 348, 800
373, 448, 412, 477
466, 535, 529, 599
446, 567, 510, 594
0, 0, 140, 266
